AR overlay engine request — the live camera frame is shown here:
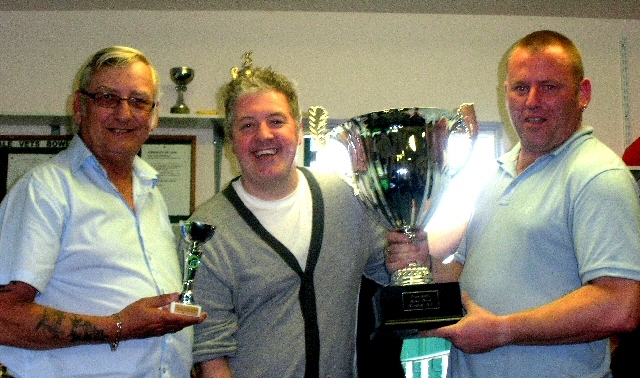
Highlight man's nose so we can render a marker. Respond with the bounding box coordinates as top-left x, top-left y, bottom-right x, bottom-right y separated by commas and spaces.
113, 99, 135, 119
525, 87, 541, 107
256, 122, 274, 139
